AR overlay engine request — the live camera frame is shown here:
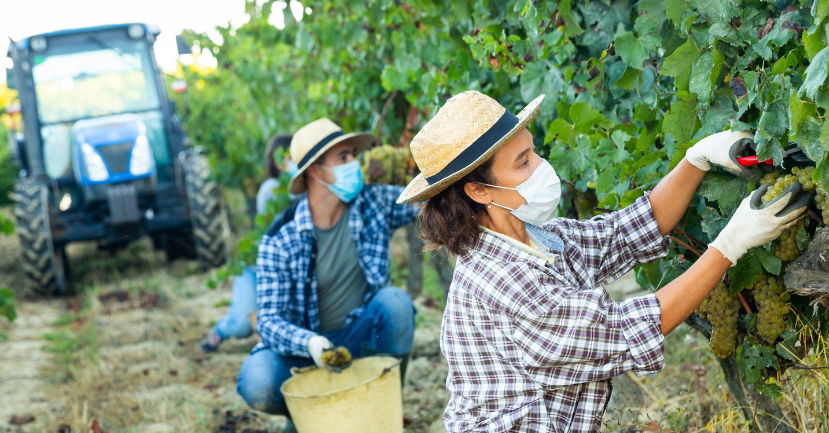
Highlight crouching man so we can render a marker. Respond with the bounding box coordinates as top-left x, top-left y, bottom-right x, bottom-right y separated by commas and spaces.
236, 118, 418, 426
